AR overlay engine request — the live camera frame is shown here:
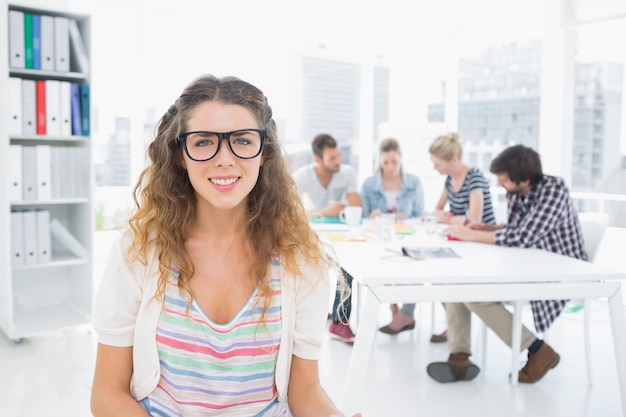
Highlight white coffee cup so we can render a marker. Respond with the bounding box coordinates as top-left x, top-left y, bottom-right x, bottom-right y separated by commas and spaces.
339, 206, 363, 227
